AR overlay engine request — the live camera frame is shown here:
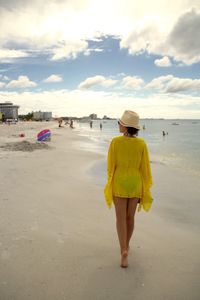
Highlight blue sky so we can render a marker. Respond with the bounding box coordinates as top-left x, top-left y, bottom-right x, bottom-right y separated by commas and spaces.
0, 0, 200, 118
